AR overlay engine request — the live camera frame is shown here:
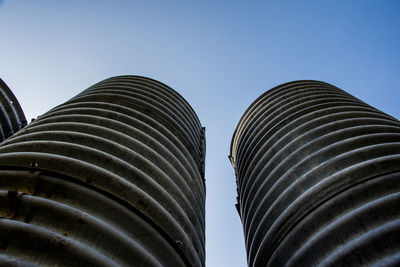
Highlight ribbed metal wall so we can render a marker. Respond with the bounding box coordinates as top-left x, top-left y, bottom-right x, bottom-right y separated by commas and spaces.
0, 76, 206, 266
0, 79, 27, 142
230, 80, 400, 266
